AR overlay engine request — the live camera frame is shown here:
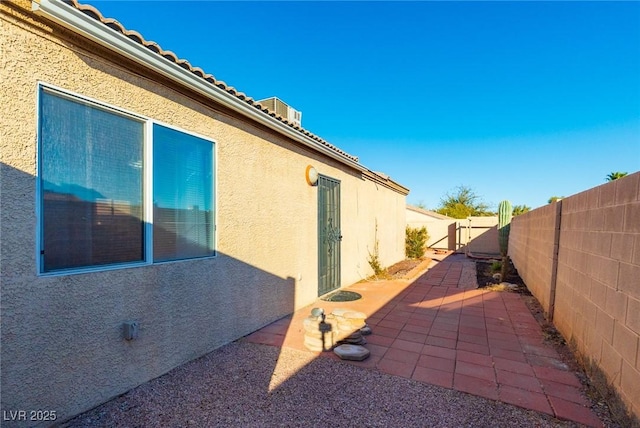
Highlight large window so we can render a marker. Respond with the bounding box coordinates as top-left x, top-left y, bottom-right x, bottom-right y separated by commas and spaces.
38, 86, 215, 274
